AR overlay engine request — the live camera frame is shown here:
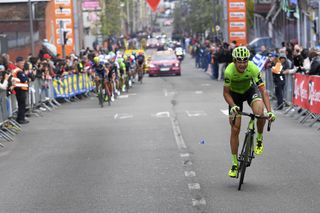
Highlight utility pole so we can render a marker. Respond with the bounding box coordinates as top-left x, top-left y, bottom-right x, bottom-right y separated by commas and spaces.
318, 0, 320, 45
28, 0, 35, 56
59, 6, 66, 58
73, 0, 80, 54
223, 0, 228, 42
126, 0, 130, 35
